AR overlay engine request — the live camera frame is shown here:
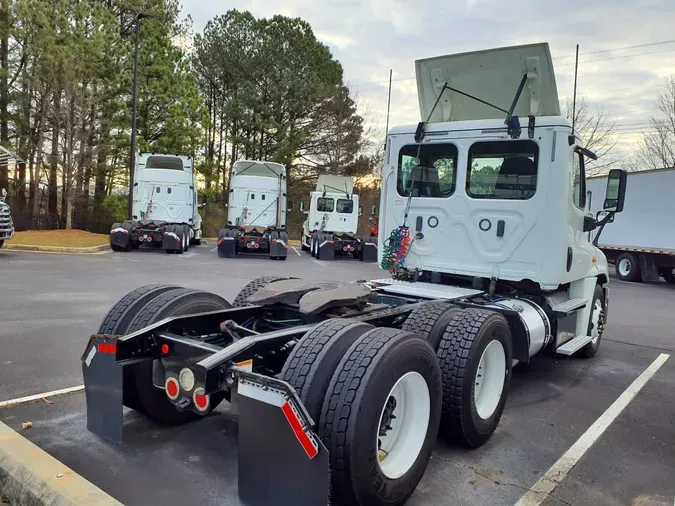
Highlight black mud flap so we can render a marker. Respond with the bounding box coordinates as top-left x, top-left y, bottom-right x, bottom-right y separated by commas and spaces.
361, 242, 378, 262
218, 237, 236, 257
81, 335, 125, 443
109, 227, 130, 250
236, 372, 329, 506
163, 226, 182, 251
317, 240, 335, 261
270, 238, 287, 259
